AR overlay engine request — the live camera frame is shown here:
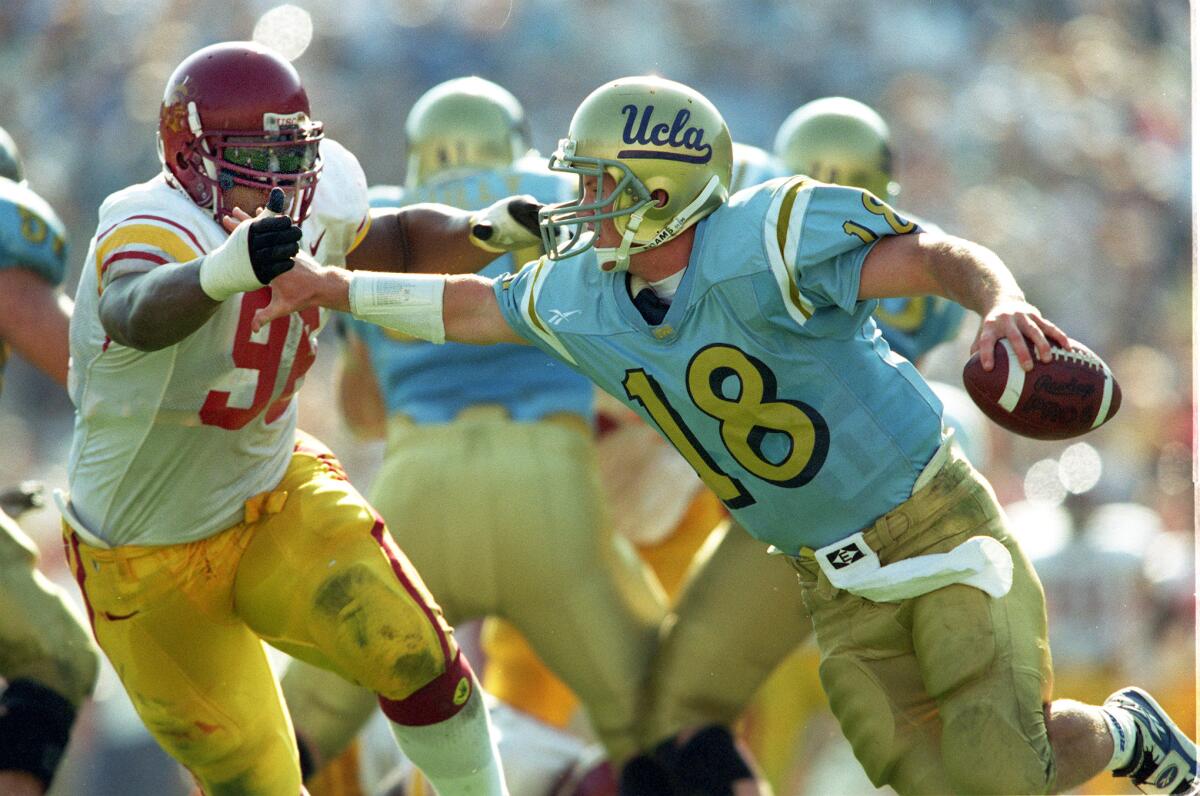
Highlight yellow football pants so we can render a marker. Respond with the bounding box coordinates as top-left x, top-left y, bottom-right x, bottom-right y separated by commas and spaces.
64, 433, 457, 796
286, 412, 665, 765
